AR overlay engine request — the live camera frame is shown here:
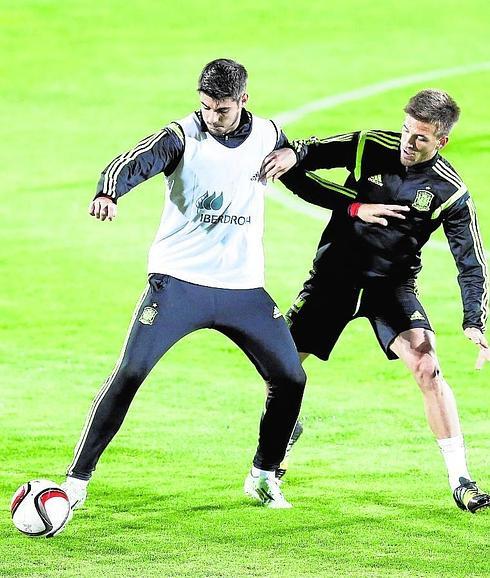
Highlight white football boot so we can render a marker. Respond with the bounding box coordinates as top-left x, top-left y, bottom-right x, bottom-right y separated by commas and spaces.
244, 470, 292, 509
61, 477, 88, 510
